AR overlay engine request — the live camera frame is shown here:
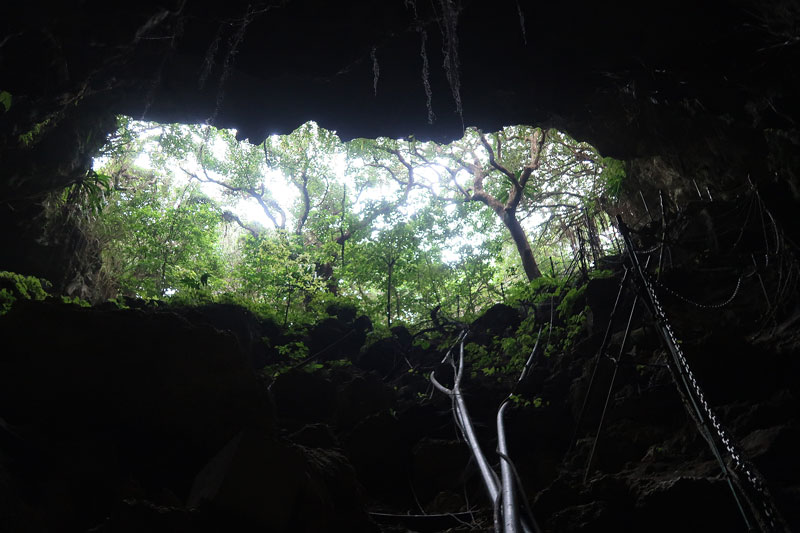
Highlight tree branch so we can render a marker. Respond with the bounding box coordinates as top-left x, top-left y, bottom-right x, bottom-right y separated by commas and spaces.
181, 165, 286, 229
469, 163, 505, 216
293, 168, 311, 235
338, 148, 417, 245
506, 129, 548, 212
479, 130, 519, 189
222, 210, 260, 238
442, 165, 471, 200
